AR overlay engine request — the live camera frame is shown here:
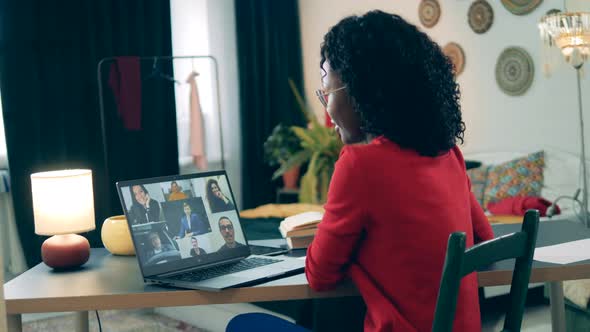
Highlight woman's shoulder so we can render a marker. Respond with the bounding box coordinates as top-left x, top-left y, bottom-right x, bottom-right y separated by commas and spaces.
333, 143, 386, 177
338, 137, 402, 163
338, 138, 464, 172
